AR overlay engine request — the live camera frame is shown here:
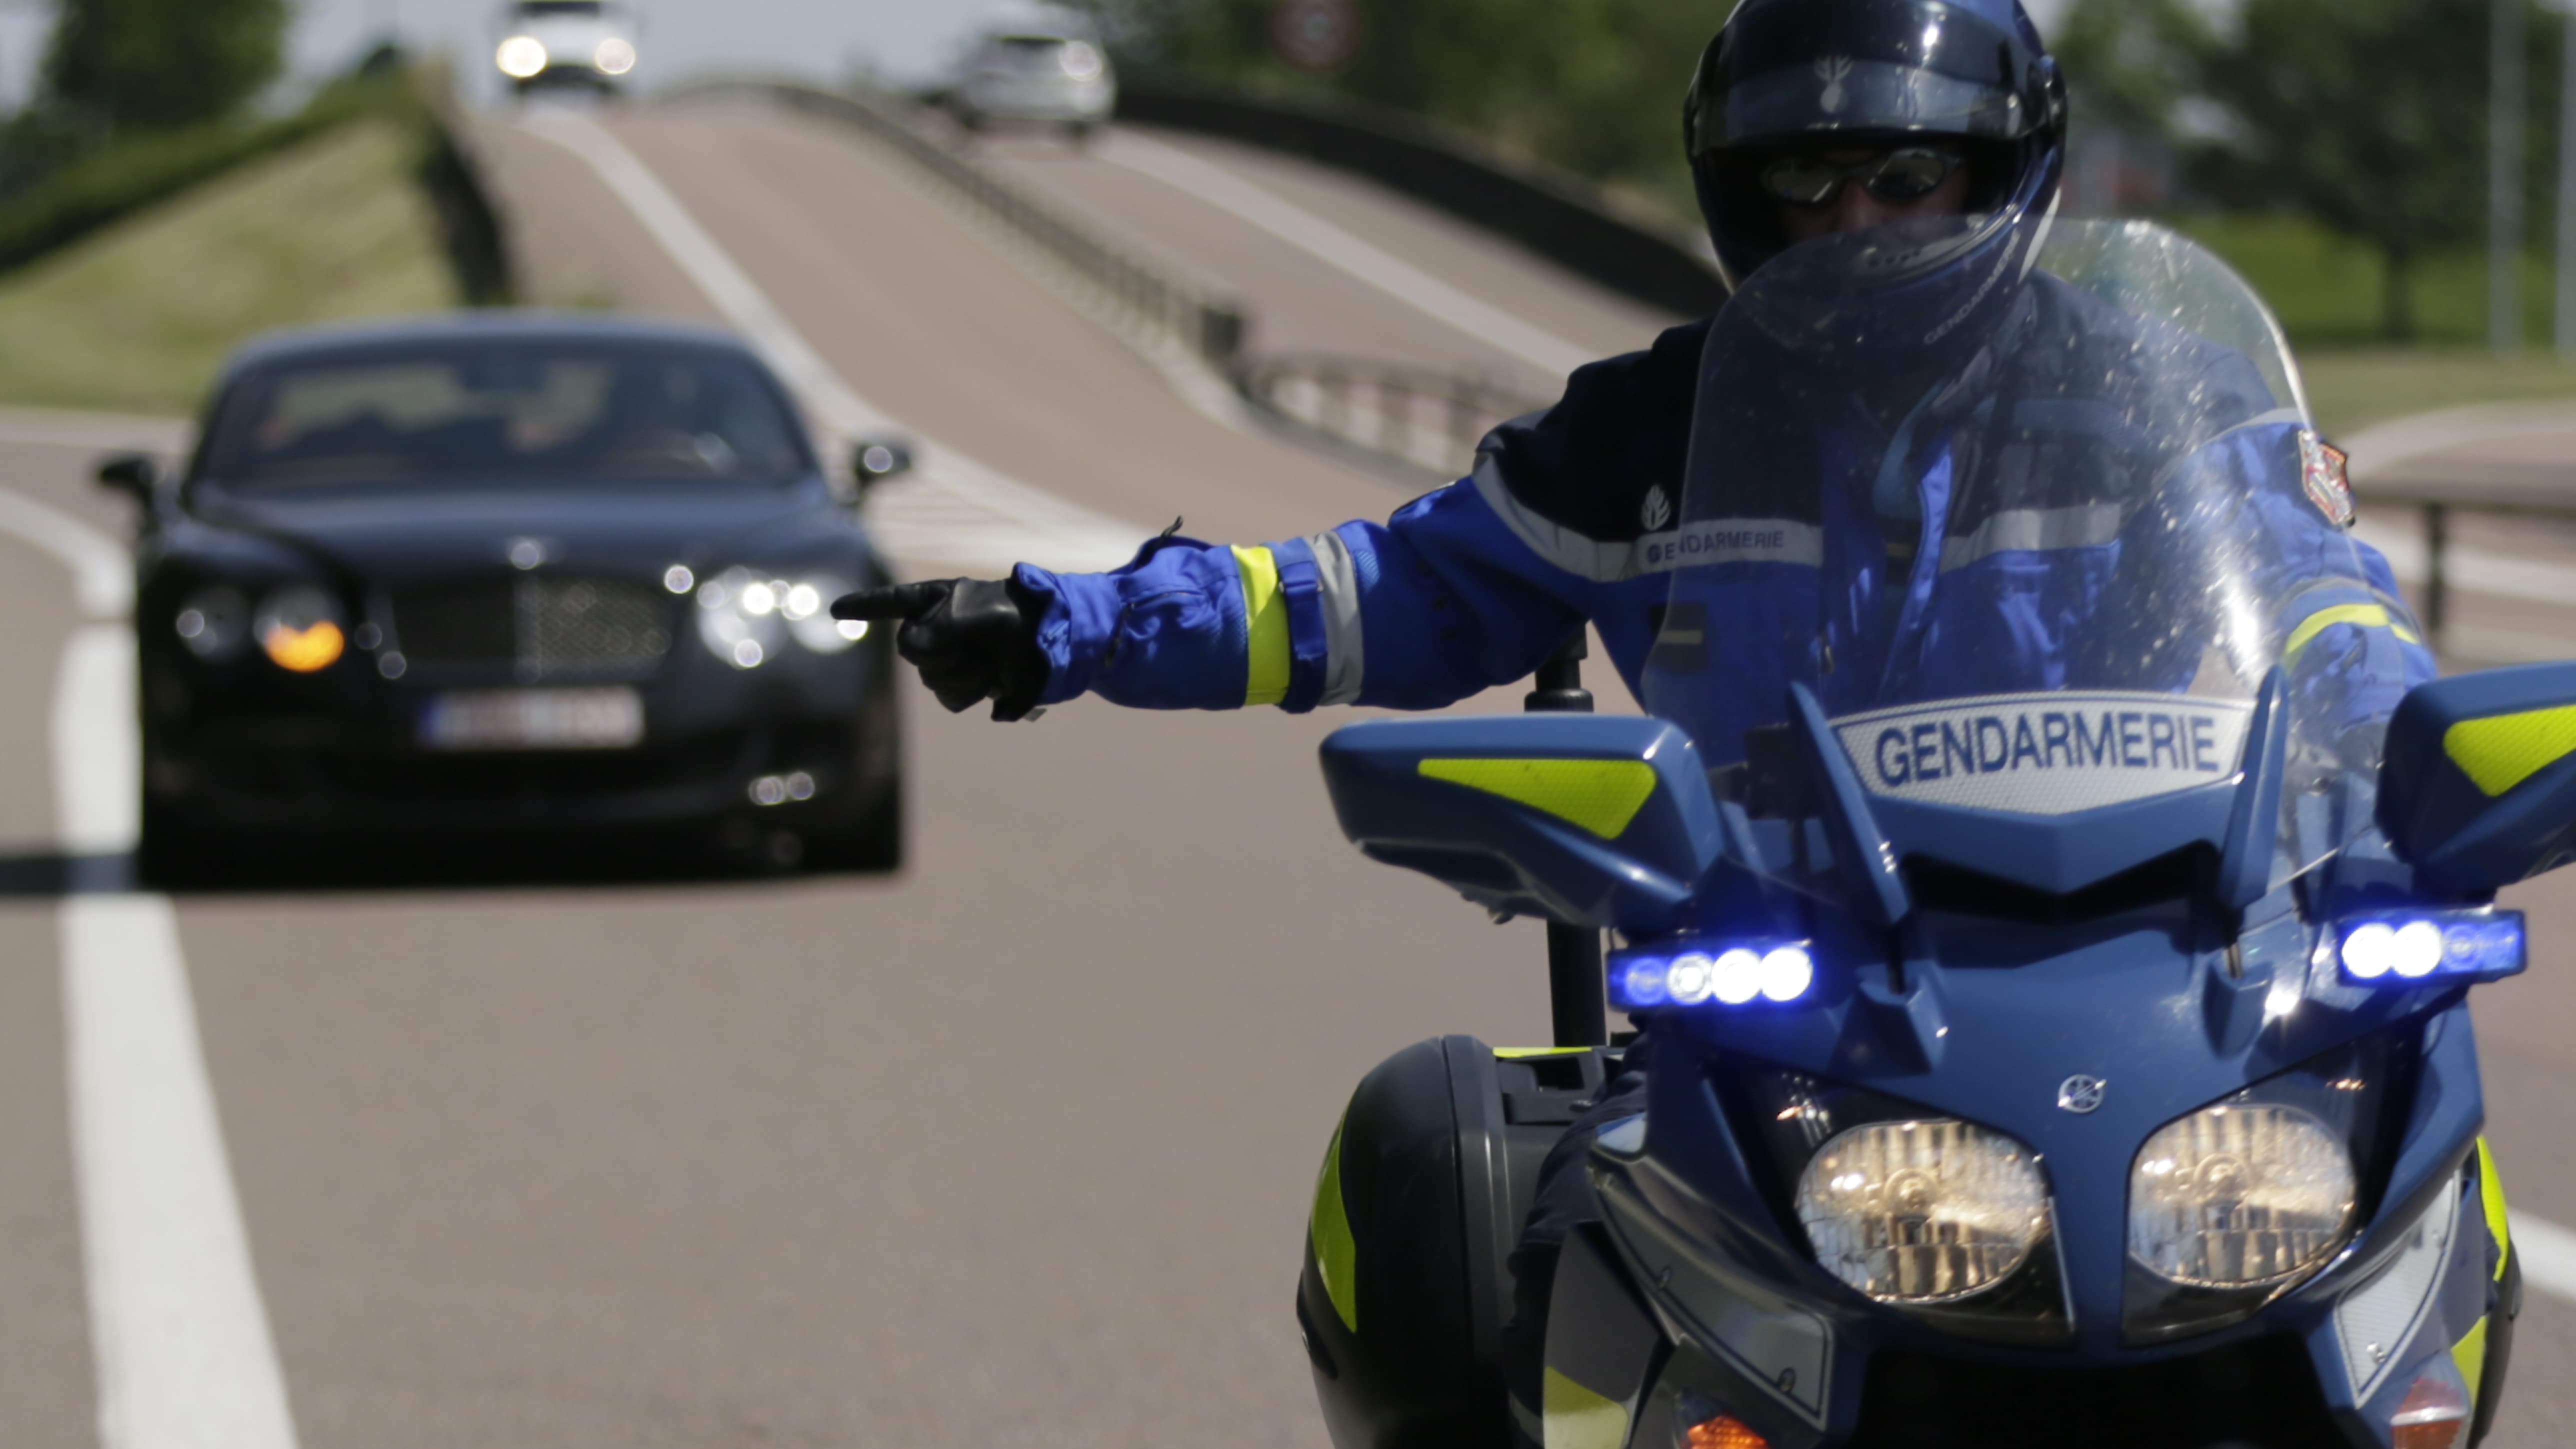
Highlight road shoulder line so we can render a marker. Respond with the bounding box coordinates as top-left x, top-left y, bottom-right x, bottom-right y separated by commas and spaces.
54, 616, 302, 1449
